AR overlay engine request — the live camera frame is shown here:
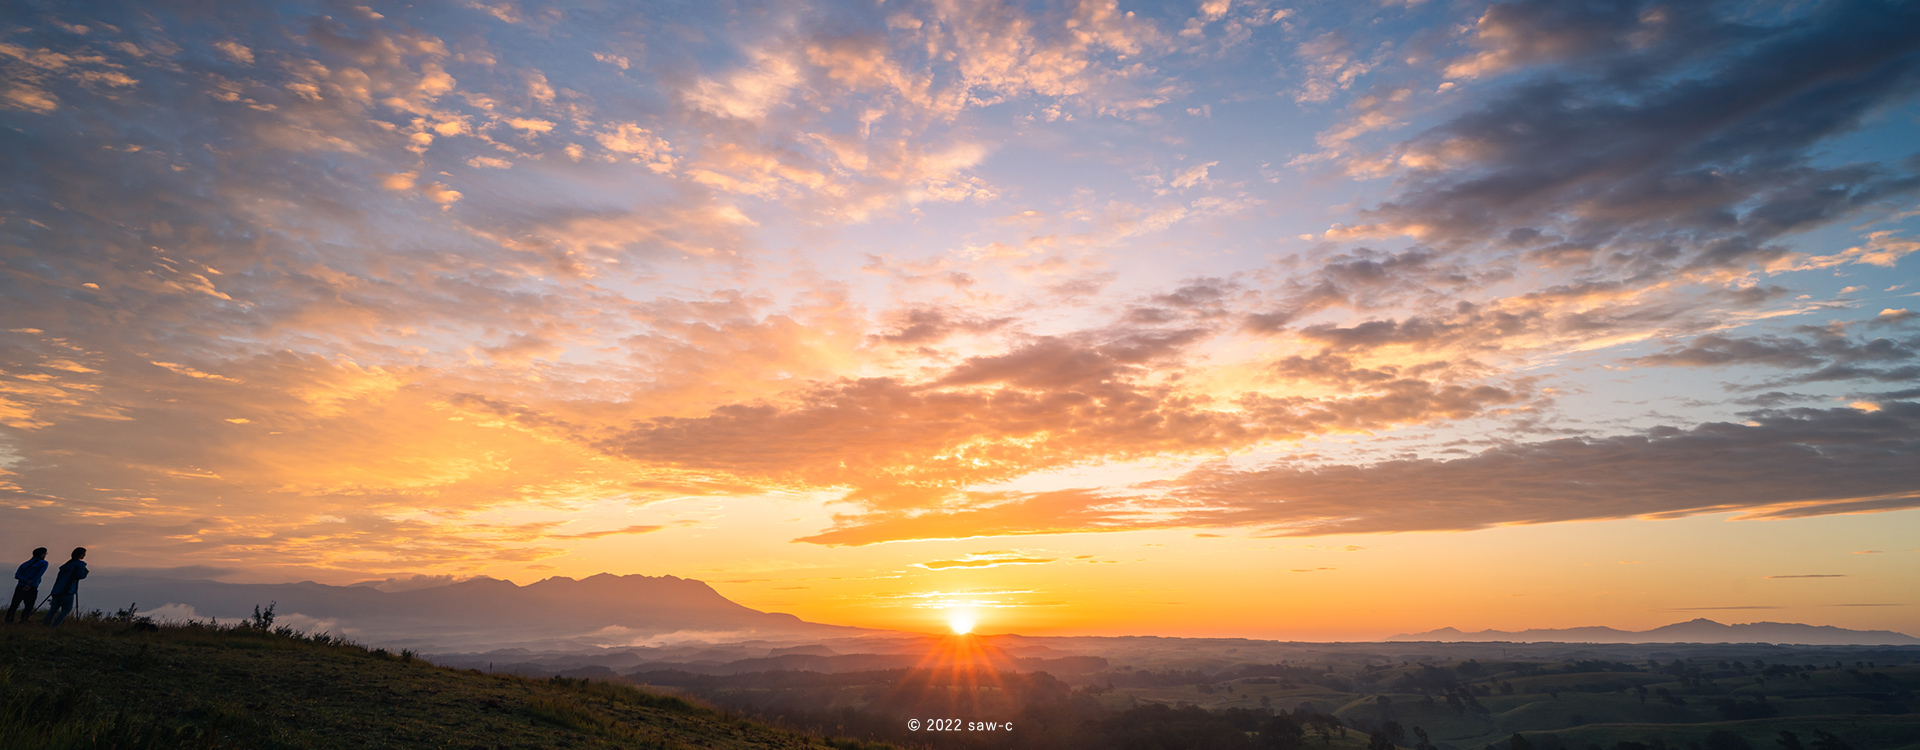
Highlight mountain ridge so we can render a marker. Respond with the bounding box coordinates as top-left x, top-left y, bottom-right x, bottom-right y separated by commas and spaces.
1388, 617, 1919, 645
84, 571, 873, 651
